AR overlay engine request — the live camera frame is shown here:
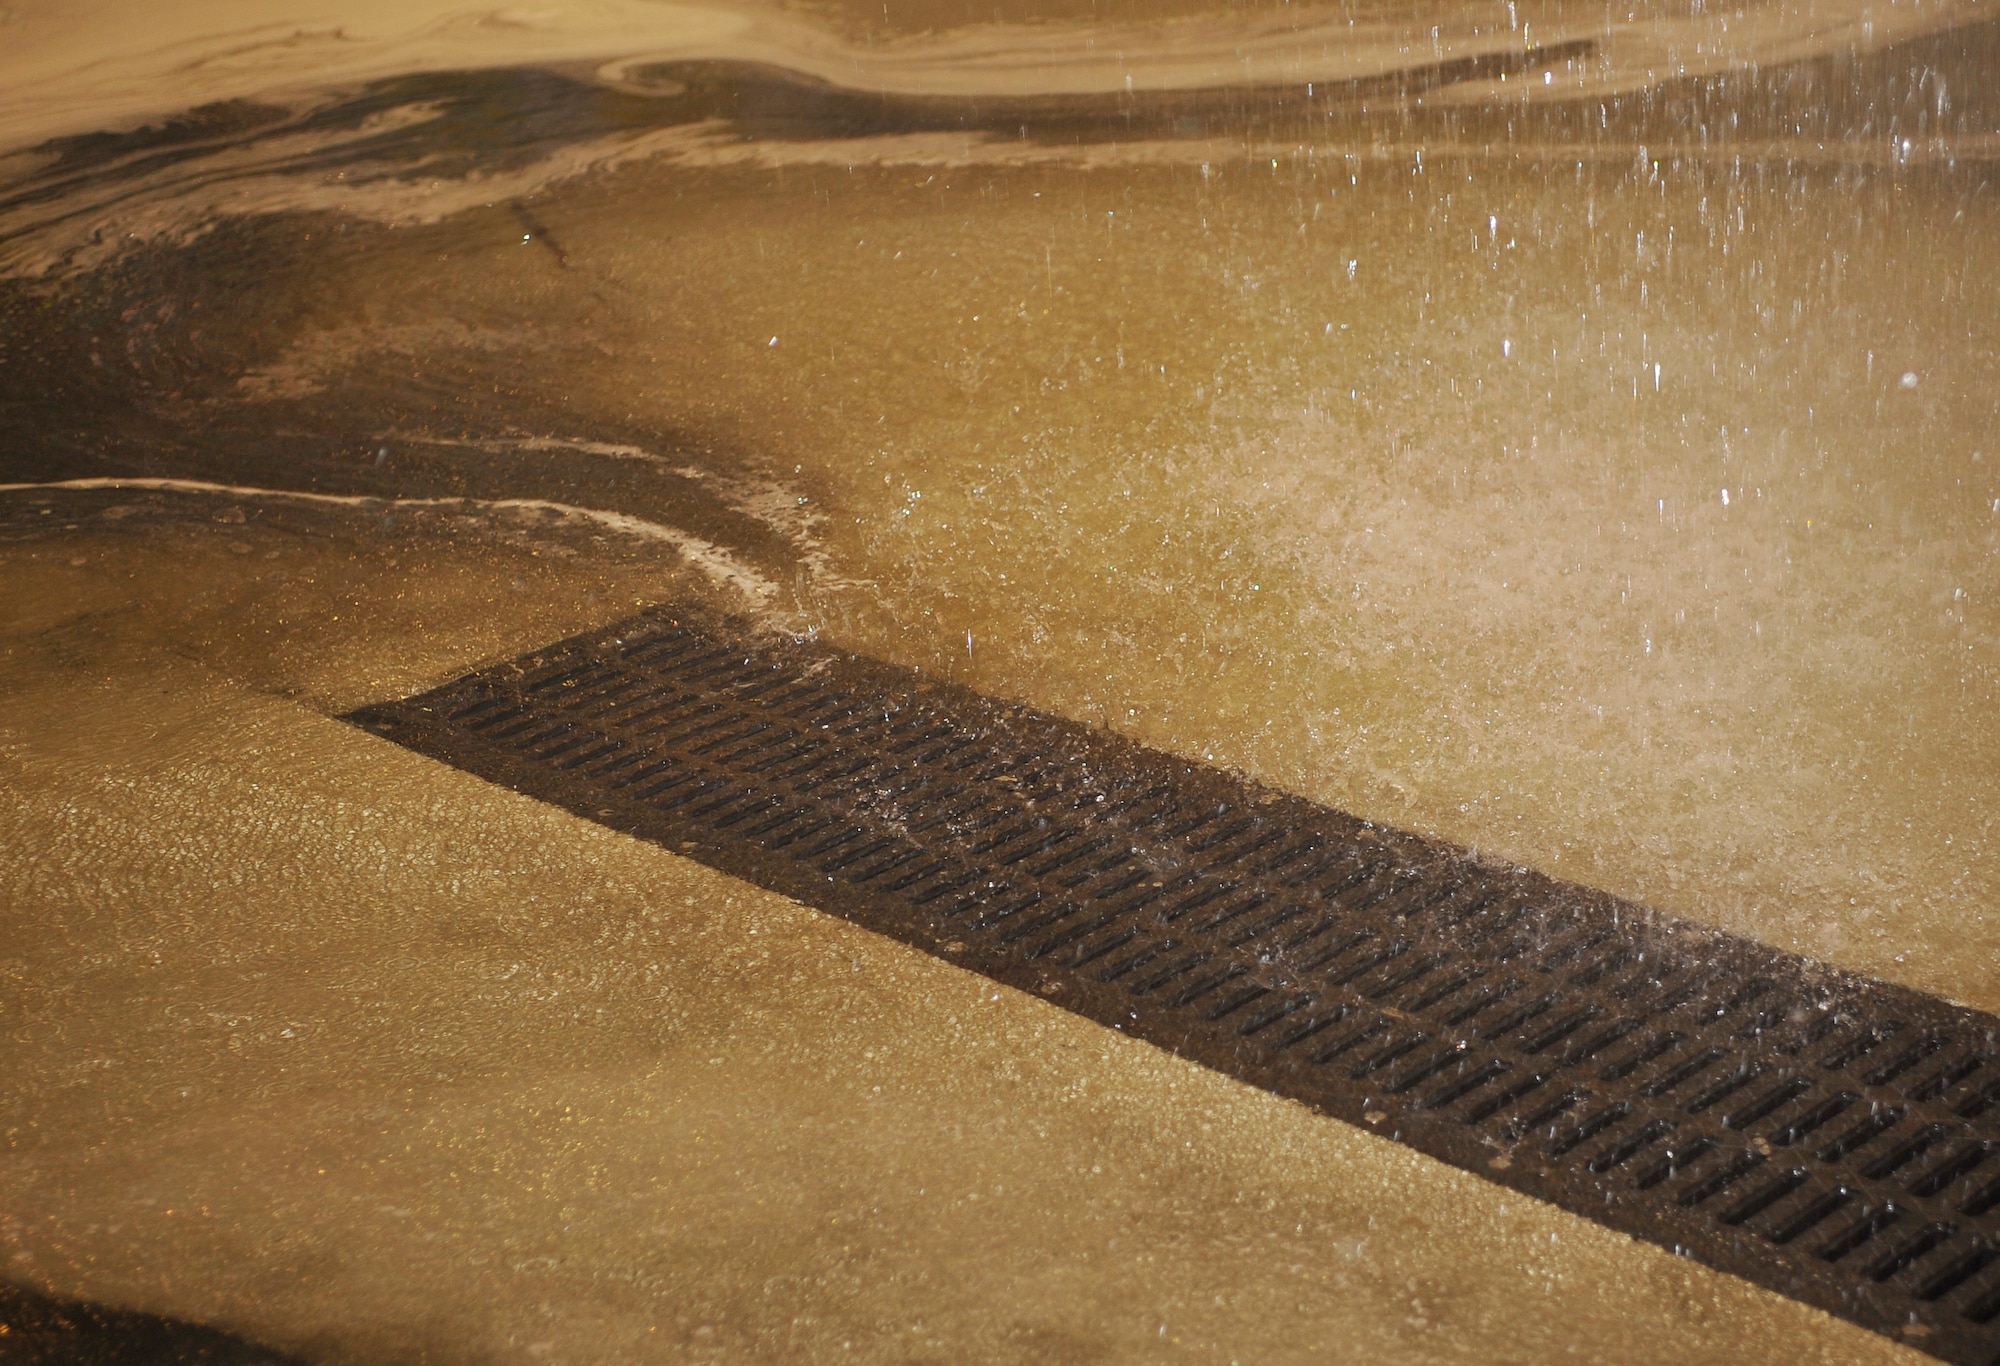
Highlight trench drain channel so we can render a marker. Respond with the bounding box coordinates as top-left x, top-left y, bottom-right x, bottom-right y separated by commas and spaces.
347, 607, 2000, 1365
